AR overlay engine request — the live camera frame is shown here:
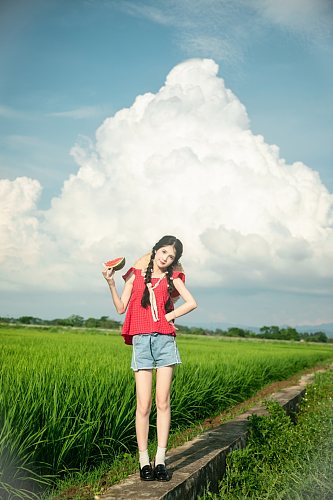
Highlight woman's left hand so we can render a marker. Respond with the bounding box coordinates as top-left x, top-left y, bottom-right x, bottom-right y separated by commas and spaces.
165, 312, 175, 325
